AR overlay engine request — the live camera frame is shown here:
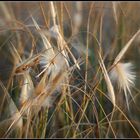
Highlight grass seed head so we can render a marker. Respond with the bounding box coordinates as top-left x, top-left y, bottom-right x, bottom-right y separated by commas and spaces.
109, 62, 136, 110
